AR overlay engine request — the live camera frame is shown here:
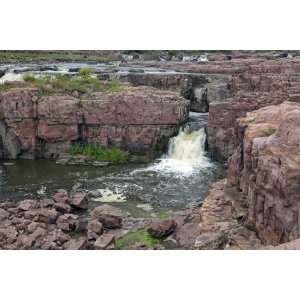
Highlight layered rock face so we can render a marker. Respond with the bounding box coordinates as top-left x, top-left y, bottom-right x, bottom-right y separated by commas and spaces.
119, 73, 231, 113
207, 60, 300, 160
193, 101, 300, 249
0, 86, 189, 159
227, 101, 300, 245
